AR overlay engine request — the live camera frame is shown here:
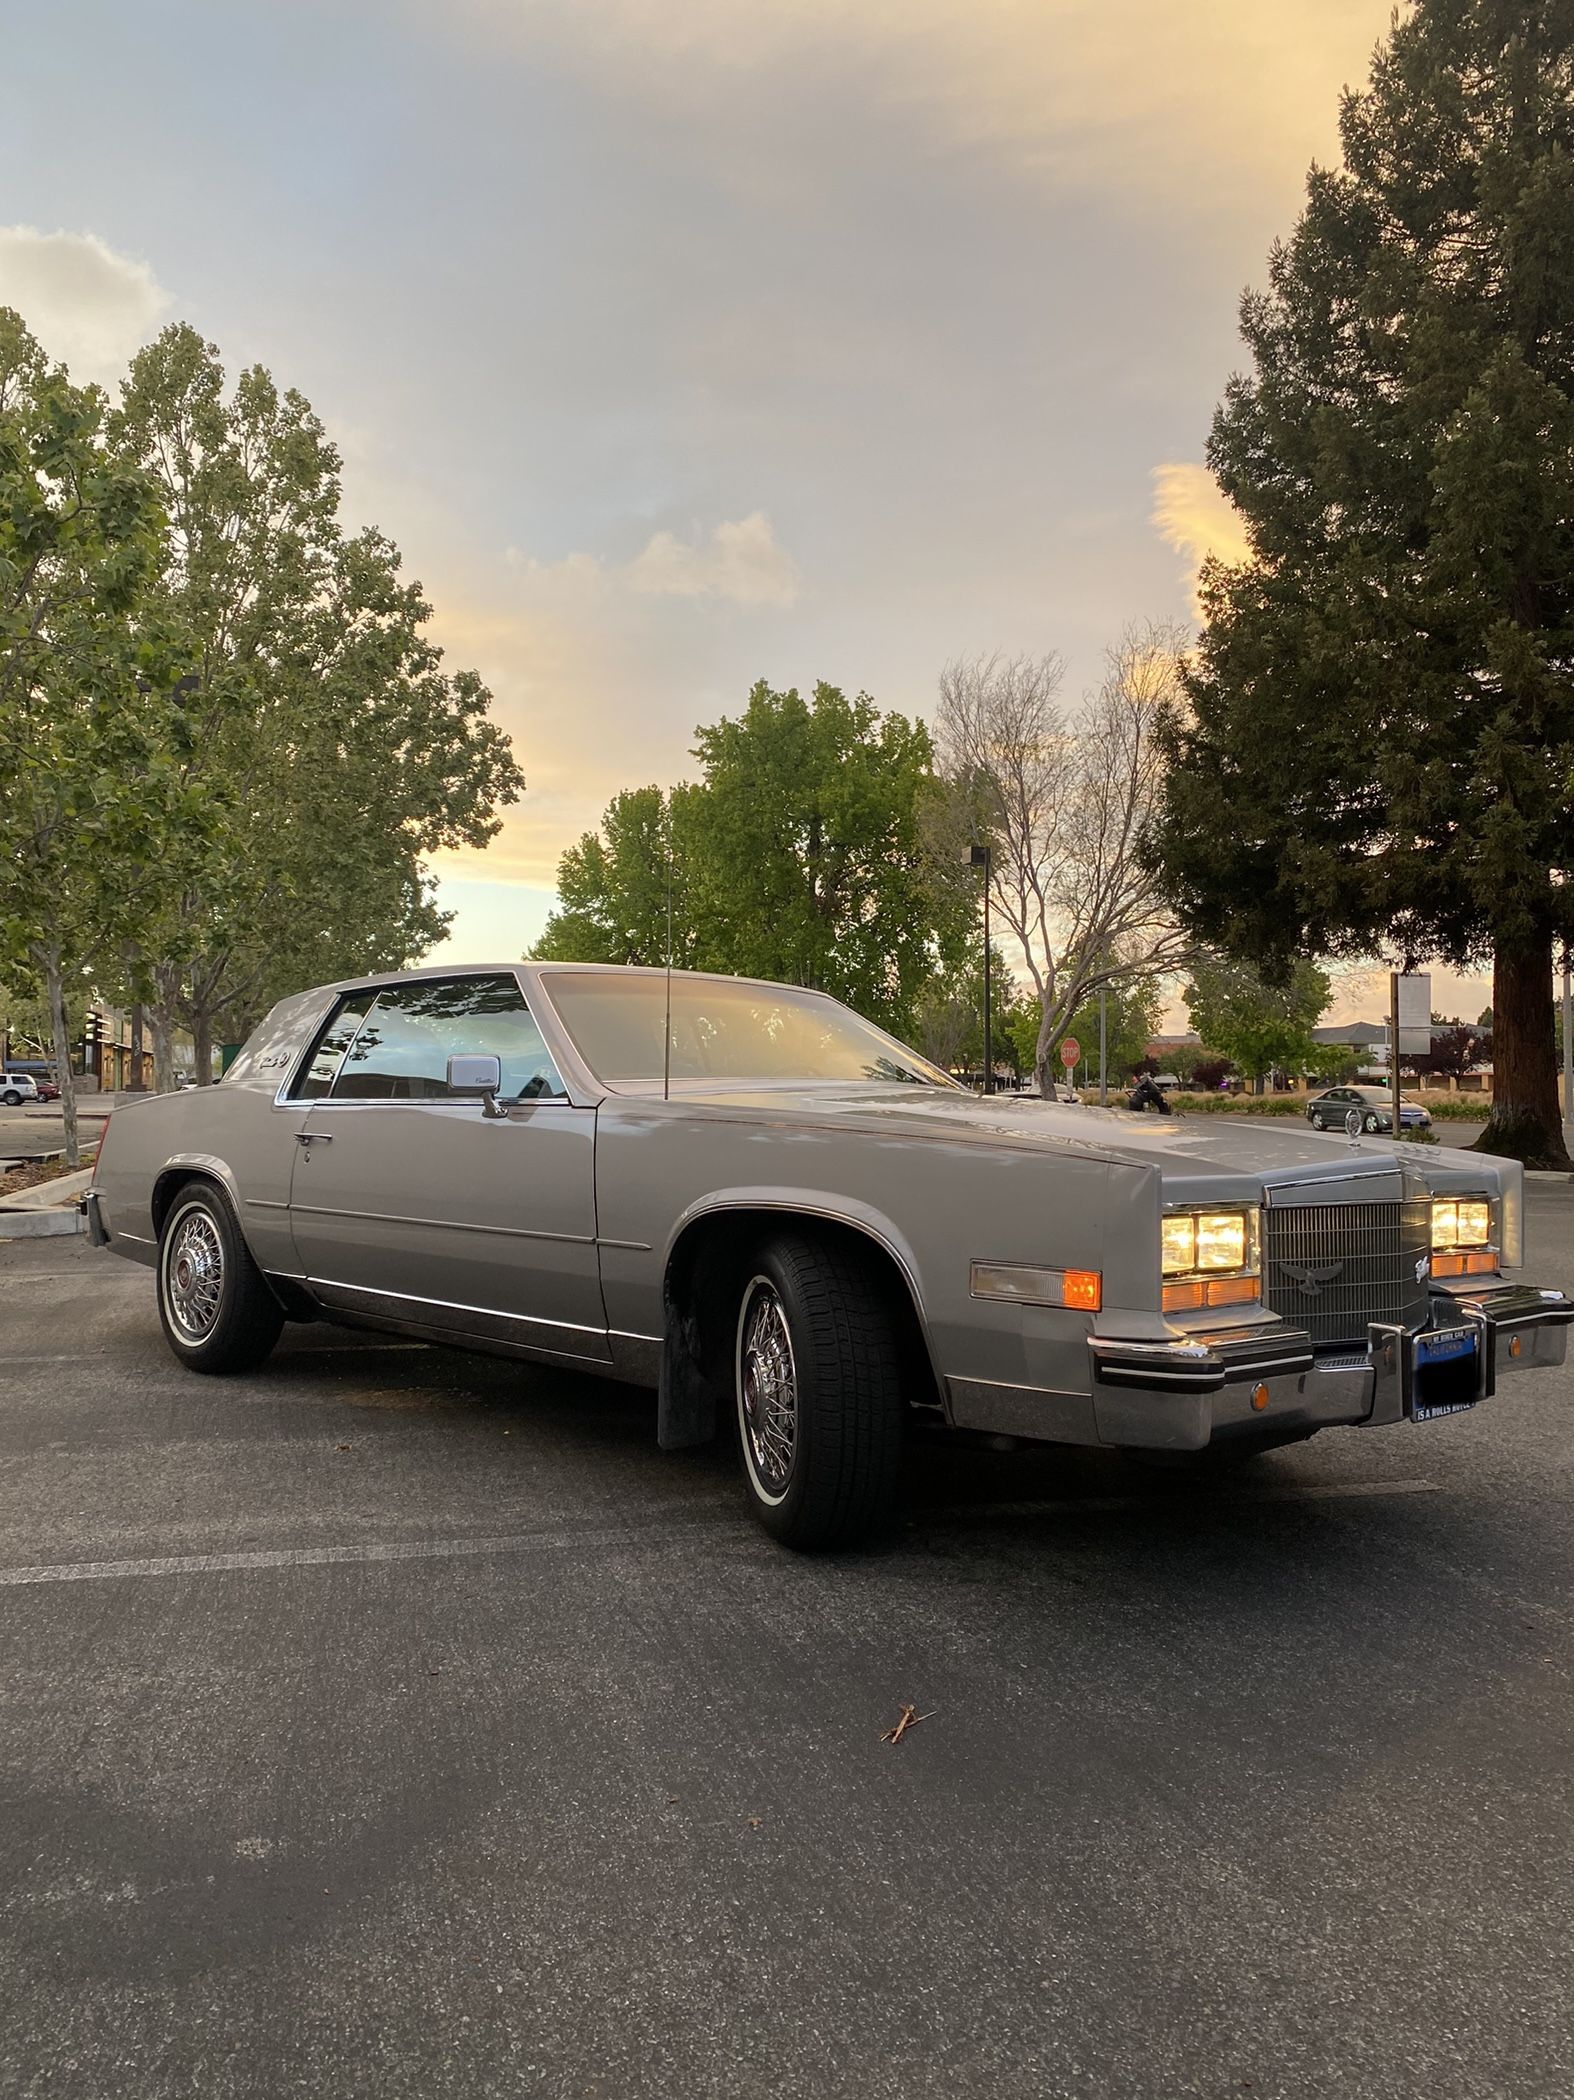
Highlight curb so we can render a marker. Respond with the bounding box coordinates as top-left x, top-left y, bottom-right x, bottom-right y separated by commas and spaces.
0, 1168, 95, 1212
0, 1208, 85, 1240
